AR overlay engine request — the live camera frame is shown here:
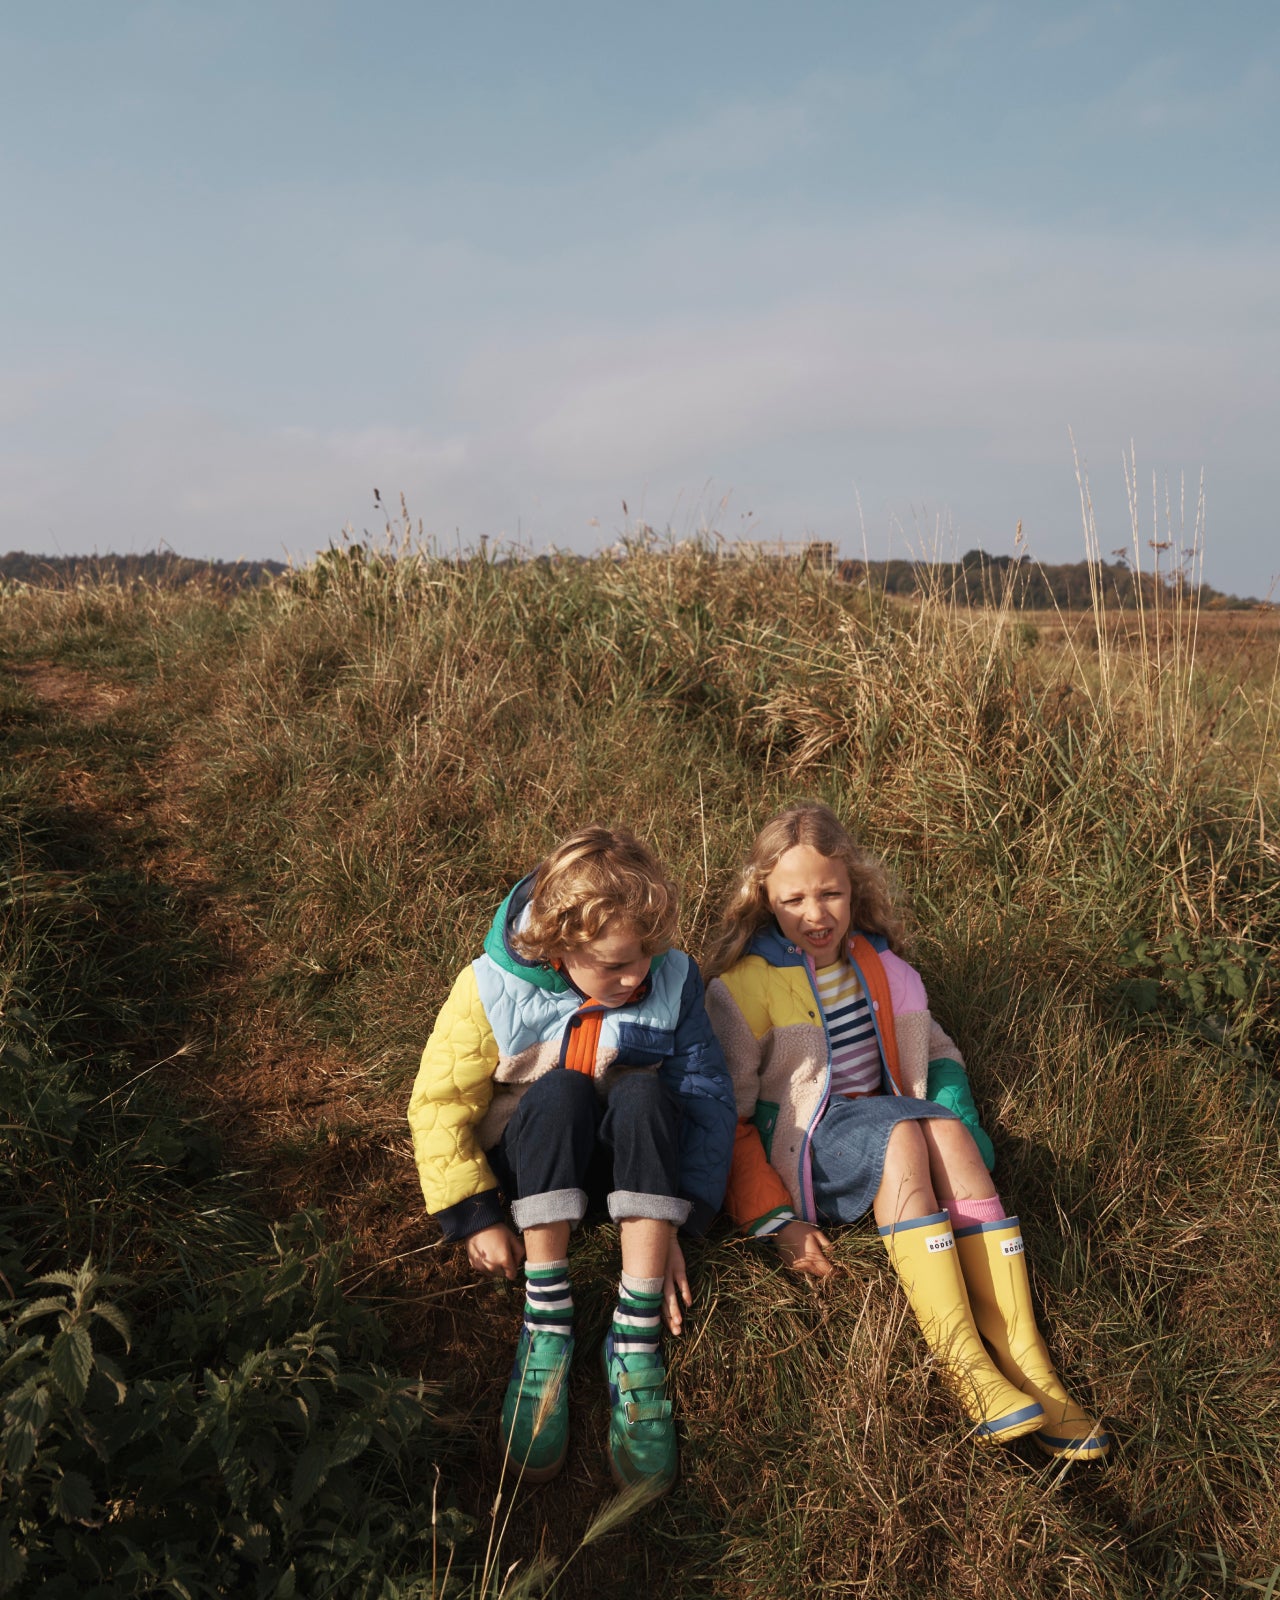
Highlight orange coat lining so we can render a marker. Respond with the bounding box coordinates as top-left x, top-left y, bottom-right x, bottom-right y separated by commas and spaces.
563, 1007, 603, 1074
